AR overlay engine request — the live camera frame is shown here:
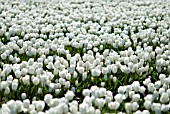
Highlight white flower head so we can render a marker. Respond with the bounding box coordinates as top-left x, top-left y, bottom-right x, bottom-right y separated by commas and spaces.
79, 103, 88, 114
125, 102, 132, 112
44, 94, 53, 104
83, 89, 91, 97
132, 94, 140, 102
154, 81, 161, 89
144, 94, 155, 102
83, 96, 92, 106
35, 101, 45, 112
23, 99, 30, 109
95, 109, 101, 114
91, 68, 101, 77
88, 106, 95, 114
118, 86, 125, 94
12, 82, 18, 91
21, 93, 27, 100
159, 74, 166, 81
22, 75, 30, 85
147, 83, 155, 93
160, 92, 169, 103
95, 98, 105, 108
108, 101, 120, 110
70, 105, 78, 114
151, 103, 161, 114
161, 104, 169, 112
65, 81, 70, 89
131, 102, 139, 111
132, 81, 140, 92
32, 77, 40, 85
4, 87, 10, 95
65, 90, 74, 101
114, 94, 123, 103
